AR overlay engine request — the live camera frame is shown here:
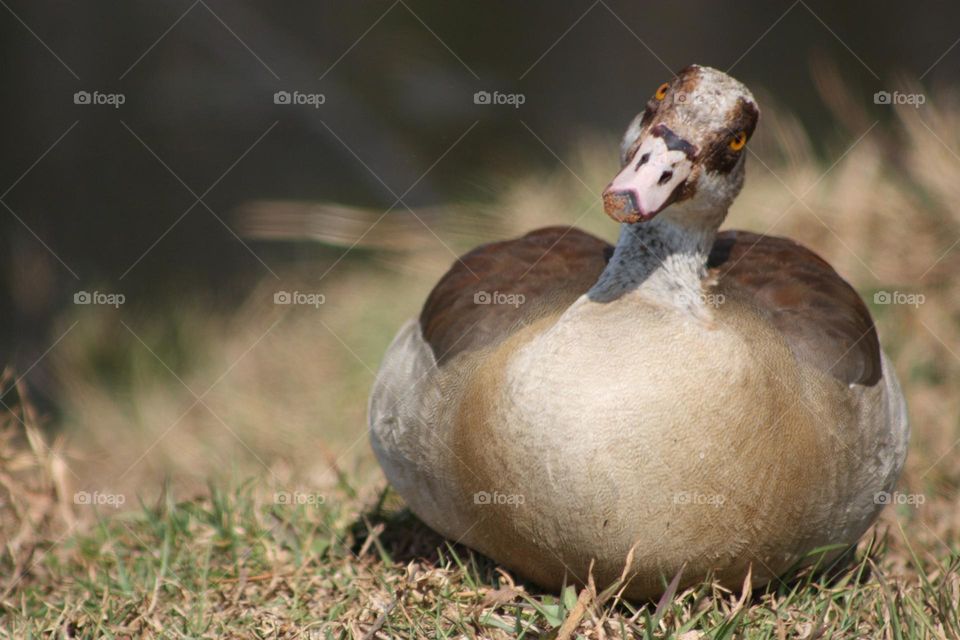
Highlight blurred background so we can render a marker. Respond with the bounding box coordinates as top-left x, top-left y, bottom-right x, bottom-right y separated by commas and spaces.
0, 1, 958, 503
